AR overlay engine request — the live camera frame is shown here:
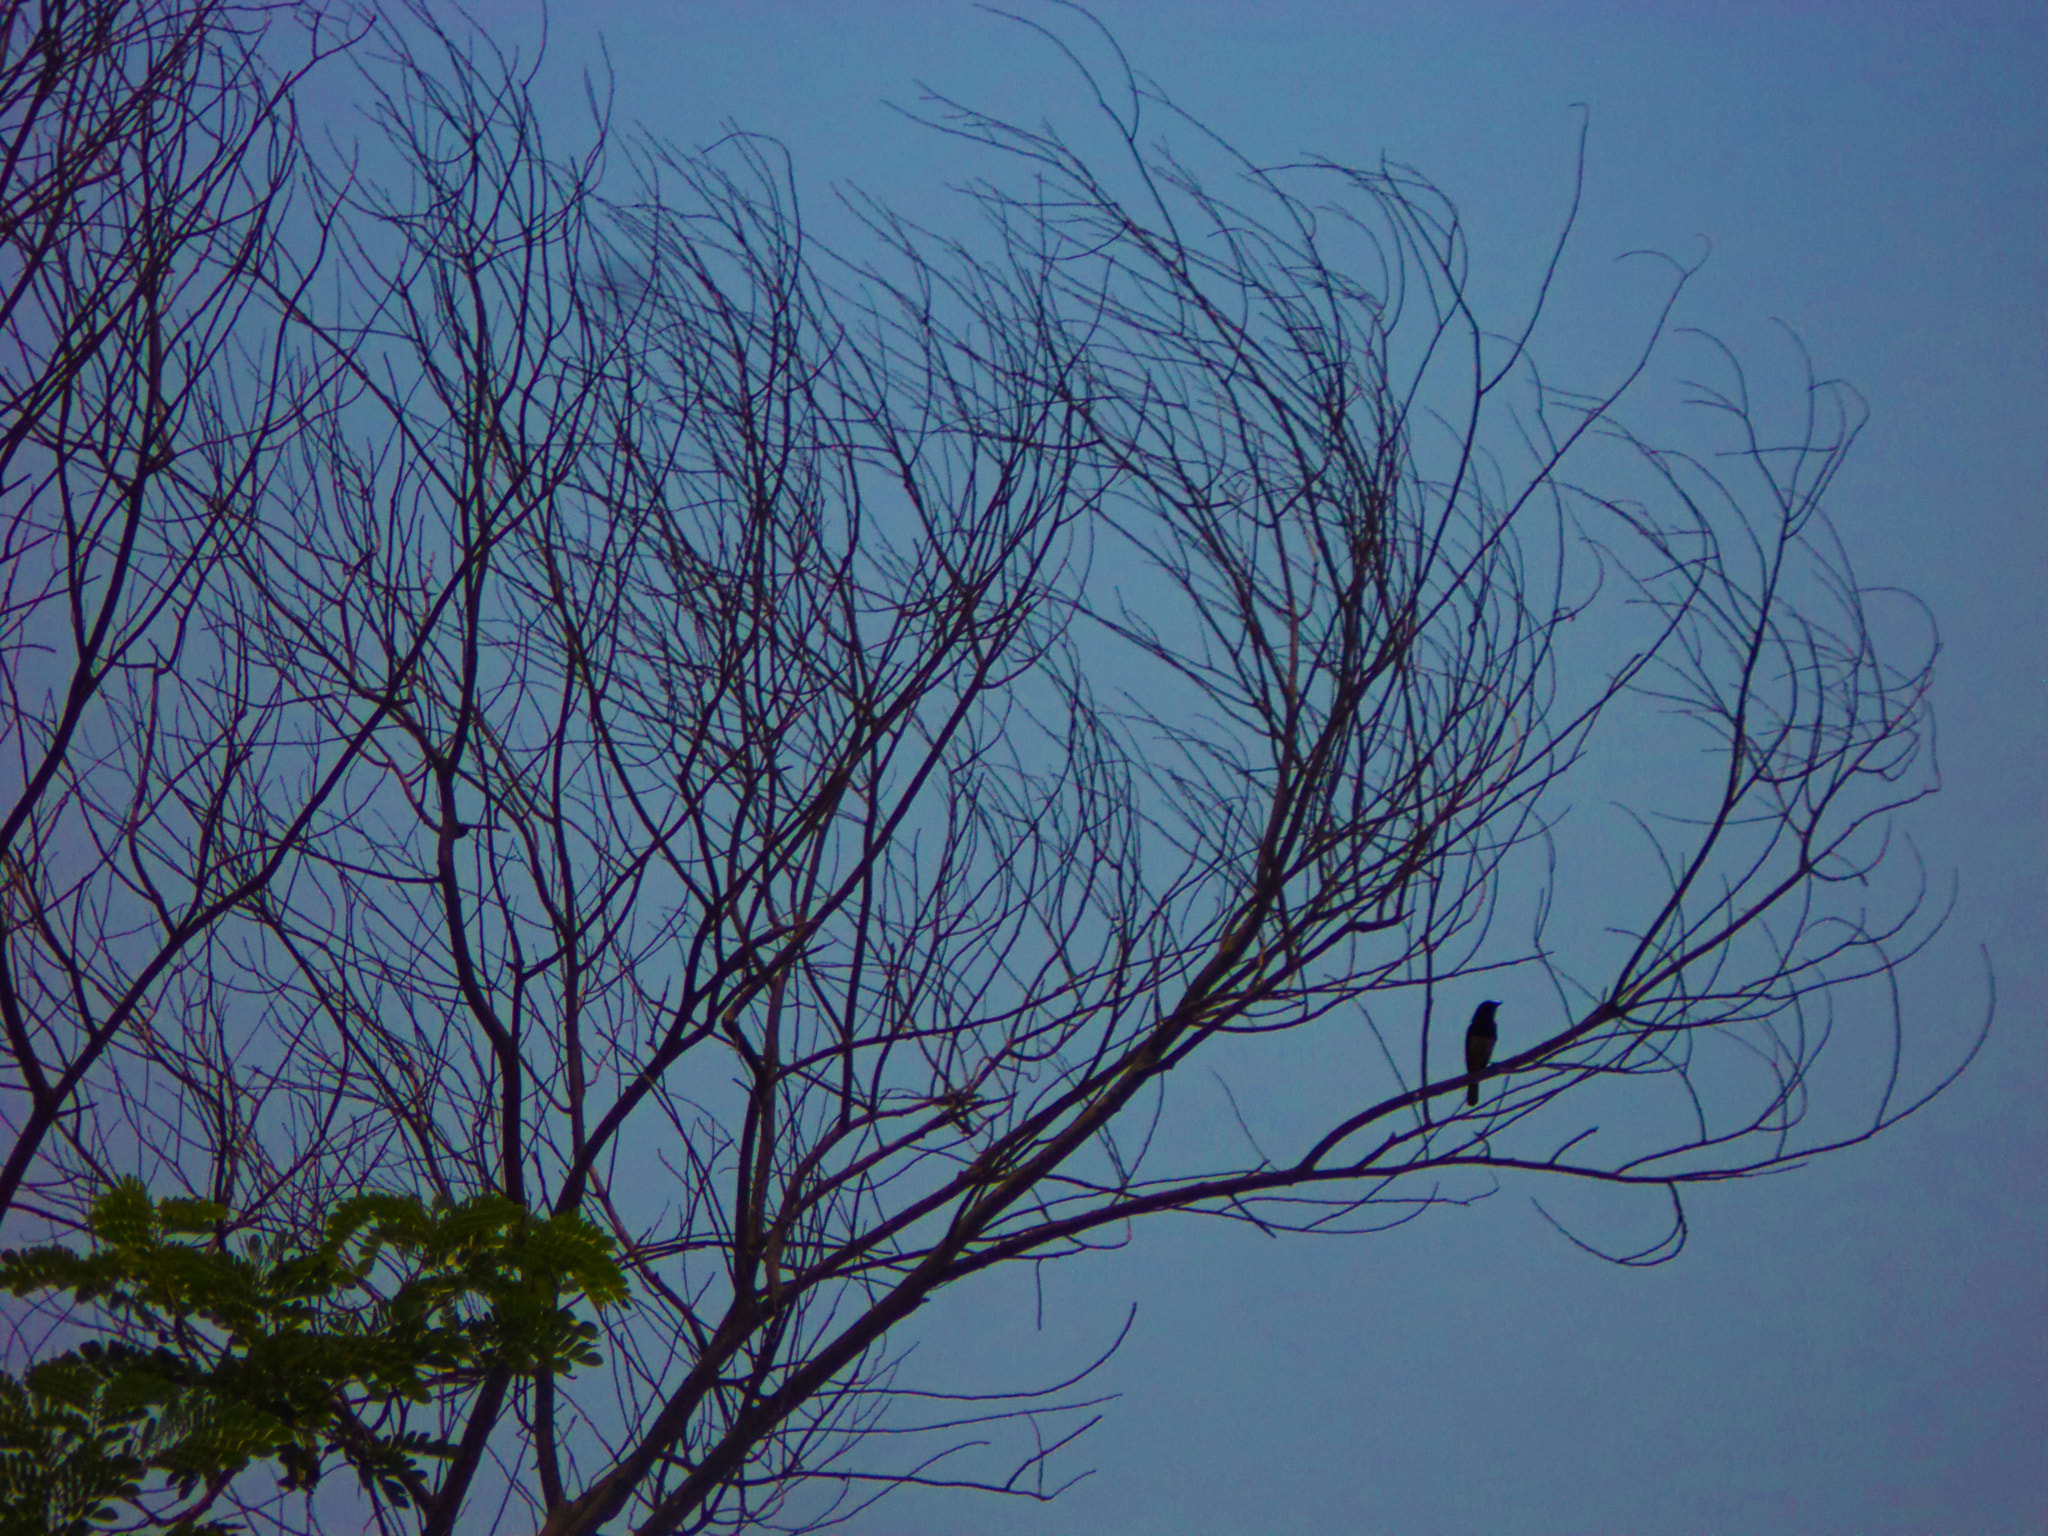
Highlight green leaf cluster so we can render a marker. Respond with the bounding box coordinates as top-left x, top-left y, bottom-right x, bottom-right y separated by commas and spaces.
0, 1181, 629, 1533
